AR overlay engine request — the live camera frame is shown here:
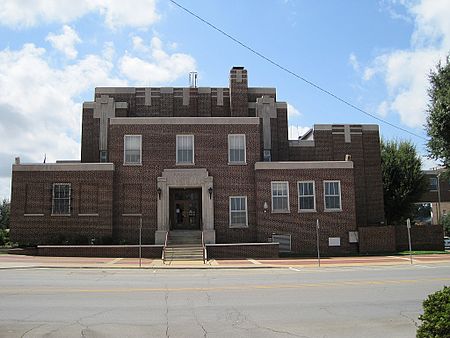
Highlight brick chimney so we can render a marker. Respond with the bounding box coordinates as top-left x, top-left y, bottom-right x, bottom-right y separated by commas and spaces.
229, 66, 248, 117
